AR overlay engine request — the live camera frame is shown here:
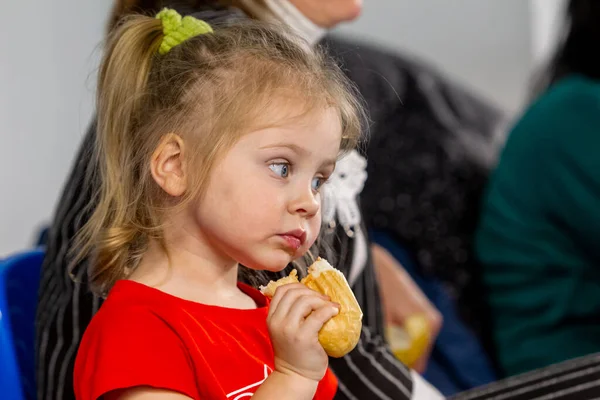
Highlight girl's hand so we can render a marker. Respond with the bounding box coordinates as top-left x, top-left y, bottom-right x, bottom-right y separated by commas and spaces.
267, 283, 340, 382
